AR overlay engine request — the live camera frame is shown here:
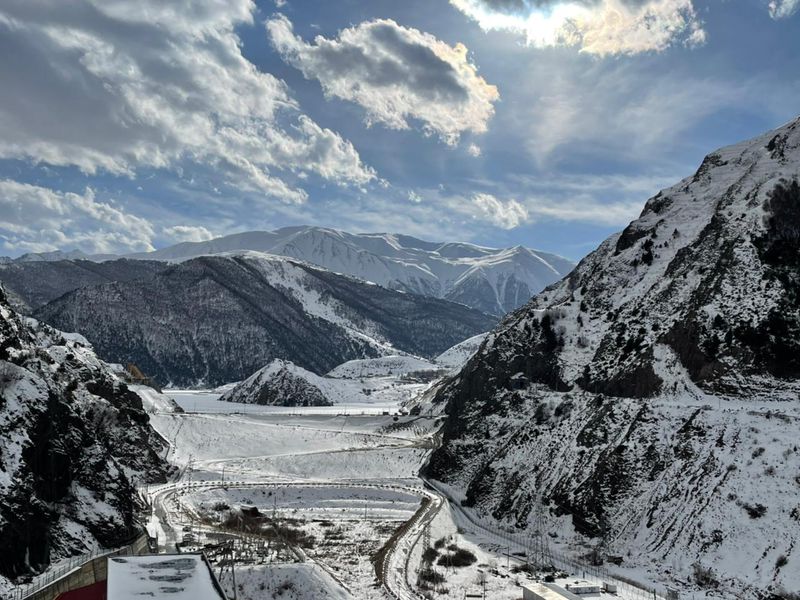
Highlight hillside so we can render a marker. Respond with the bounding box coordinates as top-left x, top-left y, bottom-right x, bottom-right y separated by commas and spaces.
0, 259, 167, 312
0, 287, 168, 587
219, 360, 337, 406
326, 354, 440, 379
34, 252, 495, 387
425, 118, 800, 598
